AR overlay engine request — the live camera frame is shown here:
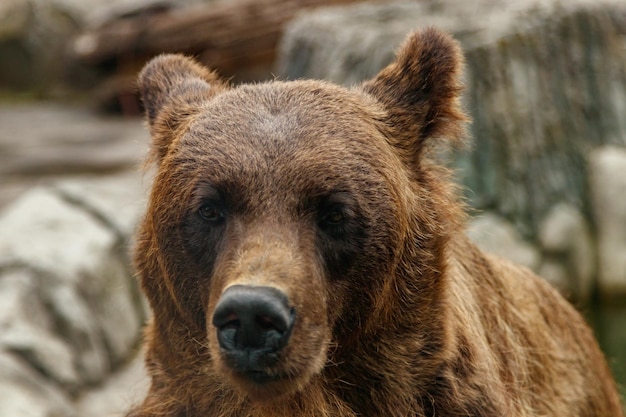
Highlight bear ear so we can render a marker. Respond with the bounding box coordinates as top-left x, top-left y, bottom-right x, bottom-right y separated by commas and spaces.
137, 54, 229, 163
362, 28, 468, 164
